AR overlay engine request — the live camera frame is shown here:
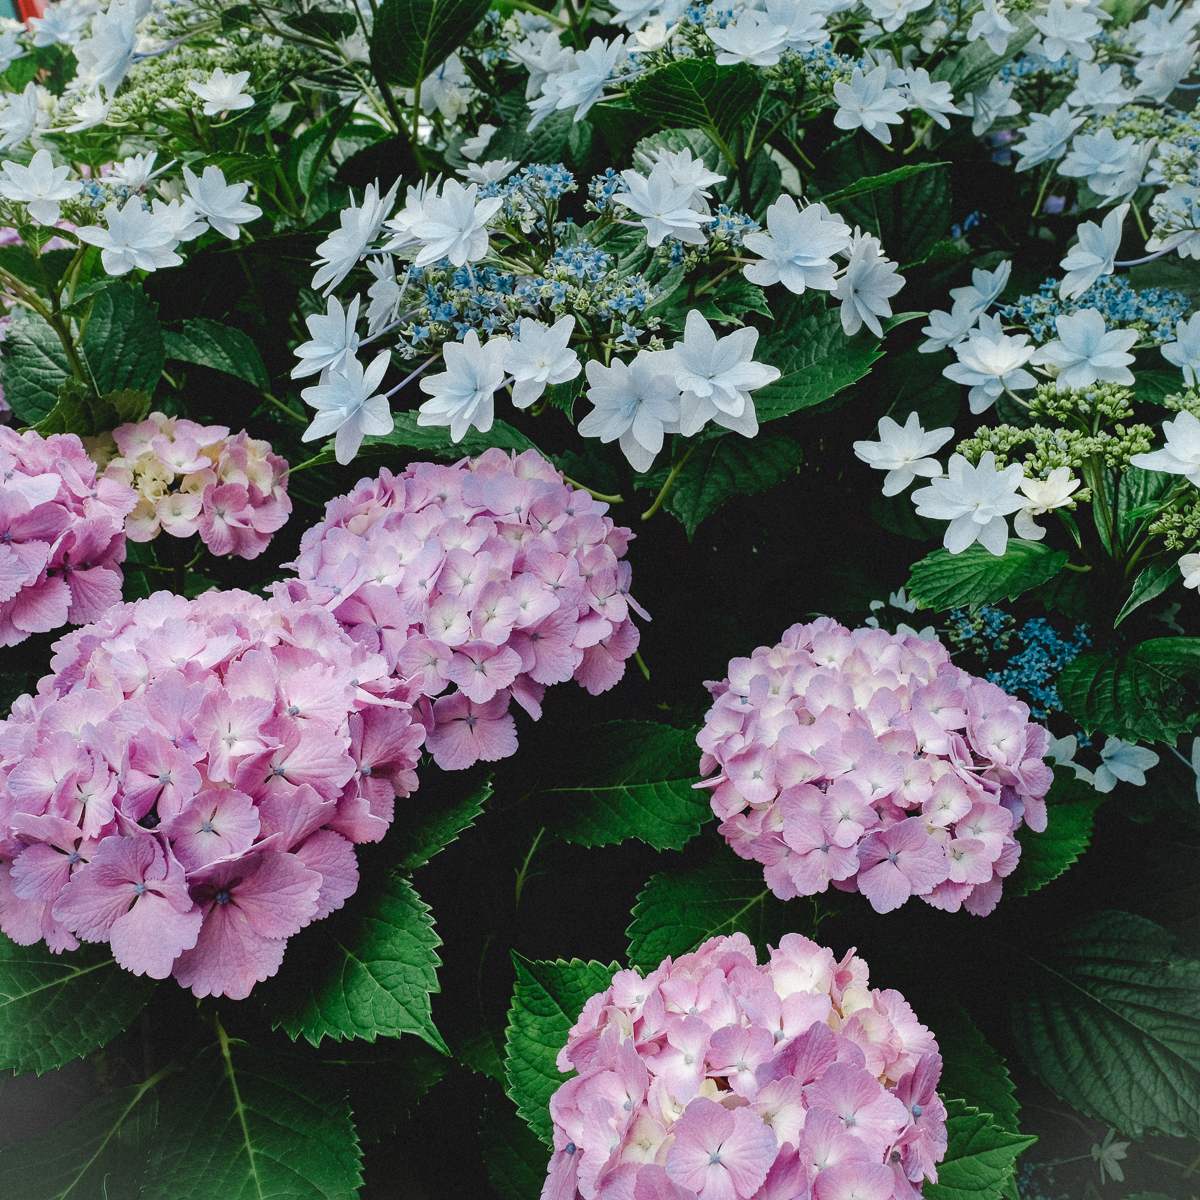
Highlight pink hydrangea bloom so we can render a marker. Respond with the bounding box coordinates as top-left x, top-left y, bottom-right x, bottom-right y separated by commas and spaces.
0, 425, 137, 647
101, 413, 291, 560
0, 588, 424, 998
696, 619, 1053, 916
540, 933, 948, 1200
274, 448, 646, 771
